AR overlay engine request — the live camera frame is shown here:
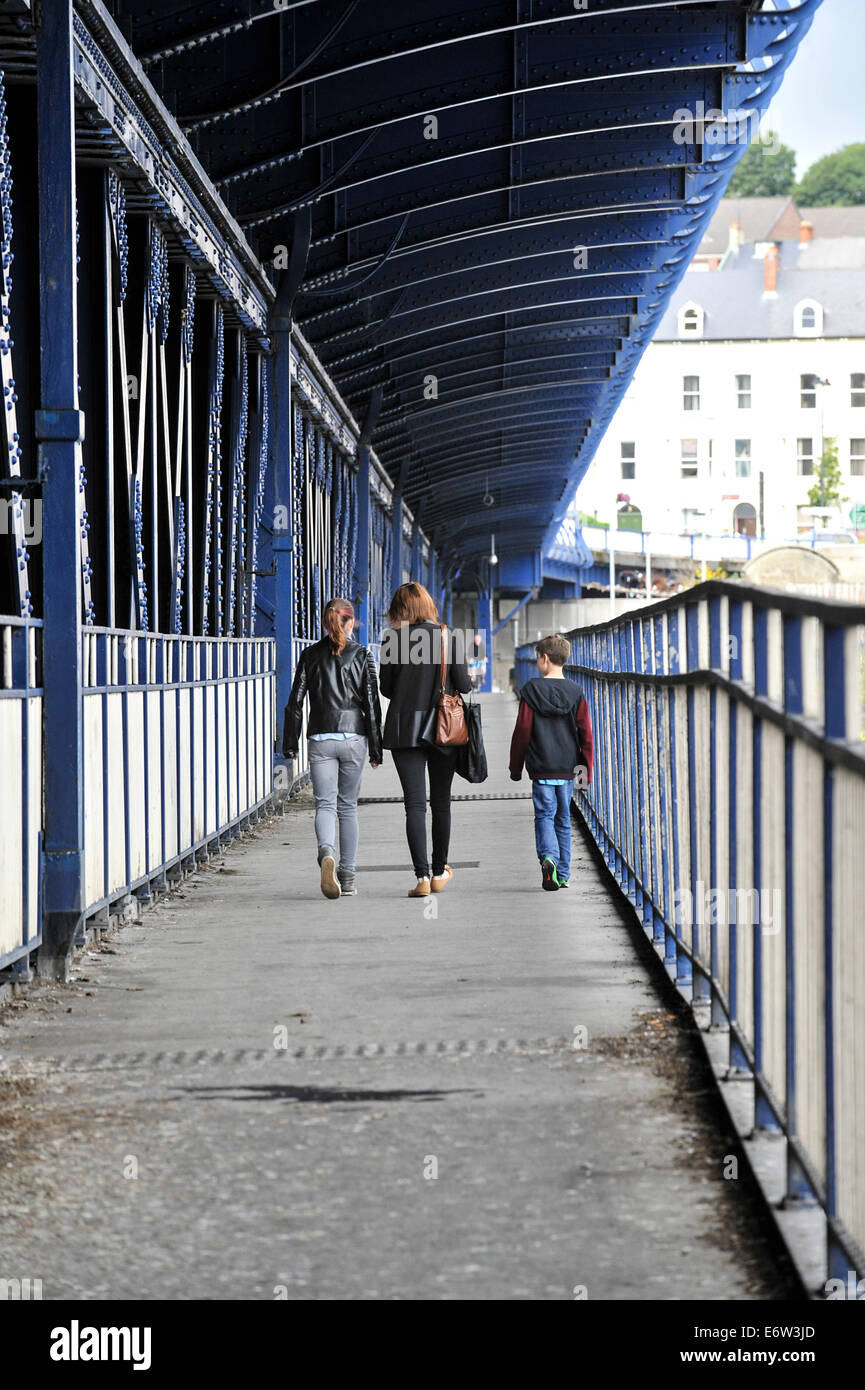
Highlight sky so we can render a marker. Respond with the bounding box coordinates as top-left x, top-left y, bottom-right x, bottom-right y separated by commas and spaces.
767, 0, 864, 176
